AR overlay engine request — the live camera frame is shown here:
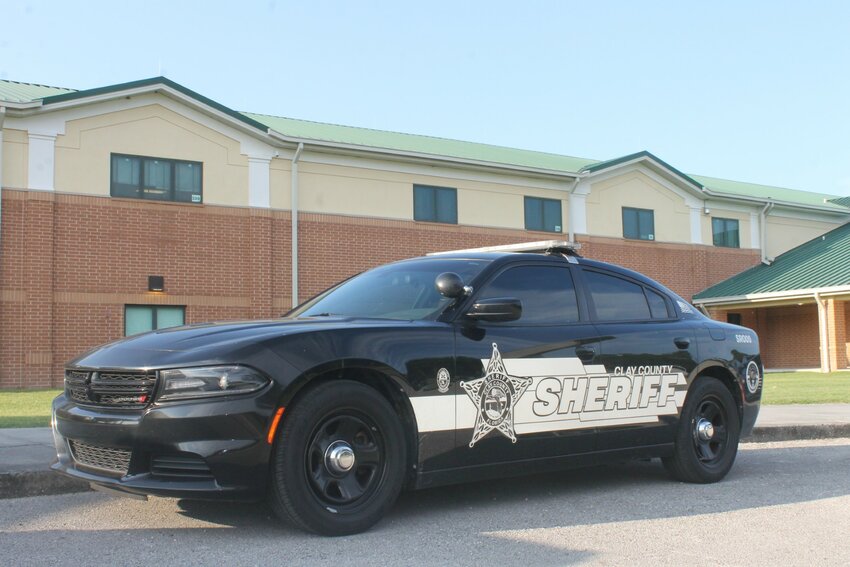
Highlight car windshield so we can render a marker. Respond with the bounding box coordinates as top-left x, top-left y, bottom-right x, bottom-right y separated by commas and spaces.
290, 258, 490, 320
